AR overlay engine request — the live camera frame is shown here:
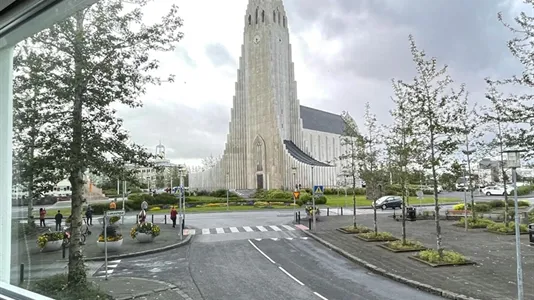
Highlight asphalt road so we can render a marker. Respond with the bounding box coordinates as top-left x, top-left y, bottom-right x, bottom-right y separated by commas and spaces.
98, 218, 444, 300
